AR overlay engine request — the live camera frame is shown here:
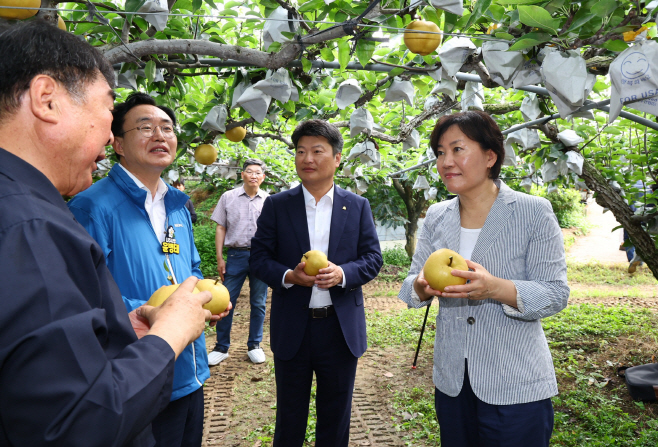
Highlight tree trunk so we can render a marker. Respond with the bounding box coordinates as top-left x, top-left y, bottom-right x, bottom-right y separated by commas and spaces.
392, 179, 428, 259
579, 160, 658, 278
